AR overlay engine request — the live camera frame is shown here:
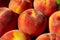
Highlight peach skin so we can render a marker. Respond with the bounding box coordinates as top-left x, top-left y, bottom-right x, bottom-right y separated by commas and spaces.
36, 33, 60, 40
18, 9, 47, 37
9, 0, 32, 14
0, 7, 18, 37
49, 11, 60, 35
1, 30, 31, 40
34, 0, 57, 17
